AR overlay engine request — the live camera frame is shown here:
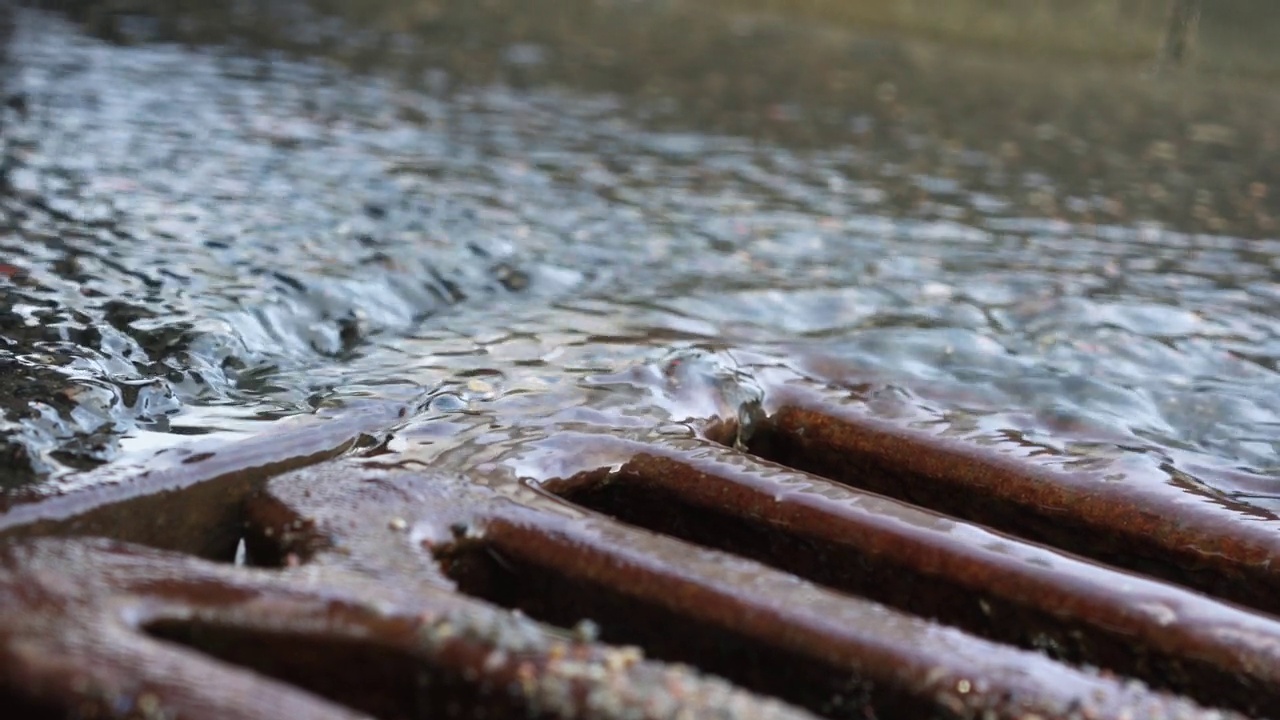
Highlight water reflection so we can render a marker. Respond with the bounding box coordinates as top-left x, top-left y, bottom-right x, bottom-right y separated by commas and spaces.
0, 1, 1278, 515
